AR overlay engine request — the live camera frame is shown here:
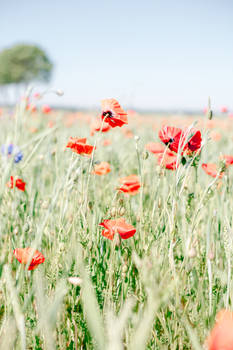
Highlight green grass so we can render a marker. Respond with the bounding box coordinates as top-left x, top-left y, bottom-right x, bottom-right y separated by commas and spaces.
0, 100, 232, 349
